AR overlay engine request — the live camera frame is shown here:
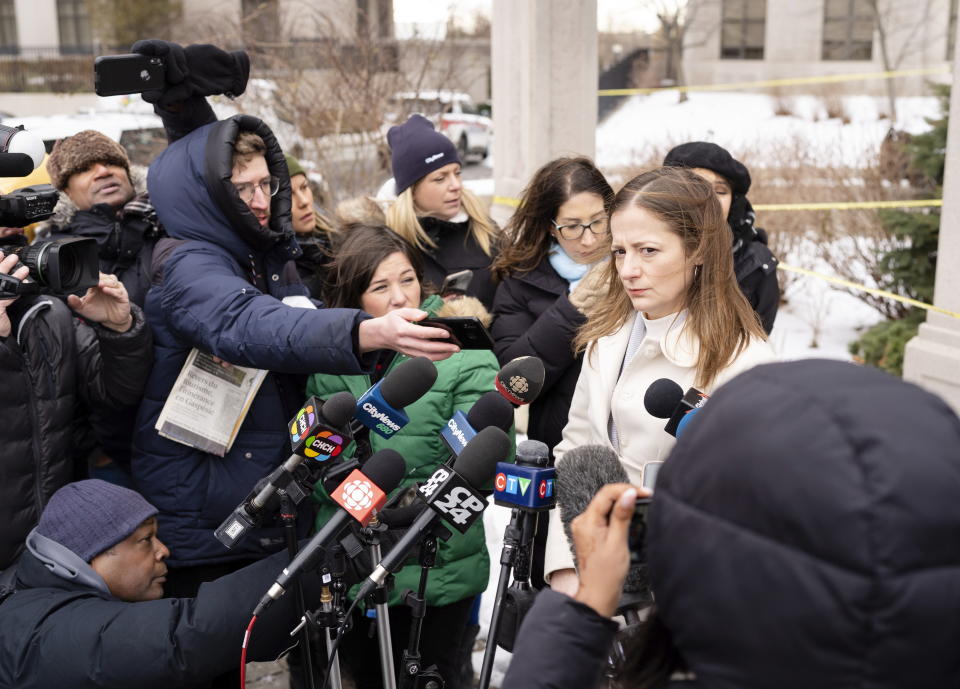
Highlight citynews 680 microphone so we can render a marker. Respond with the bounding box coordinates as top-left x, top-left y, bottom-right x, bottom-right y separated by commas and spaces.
644, 378, 710, 438
440, 390, 515, 460
214, 391, 356, 548
354, 426, 512, 602
253, 448, 406, 616
354, 356, 438, 439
